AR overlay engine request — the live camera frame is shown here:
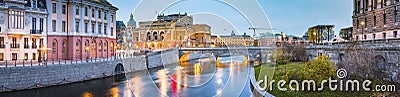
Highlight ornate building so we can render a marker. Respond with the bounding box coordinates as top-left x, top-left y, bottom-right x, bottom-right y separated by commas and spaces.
353, 0, 400, 40
0, 0, 48, 62
307, 25, 335, 43
46, 0, 118, 60
127, 13, 211, 50
211, 31, 254, 47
